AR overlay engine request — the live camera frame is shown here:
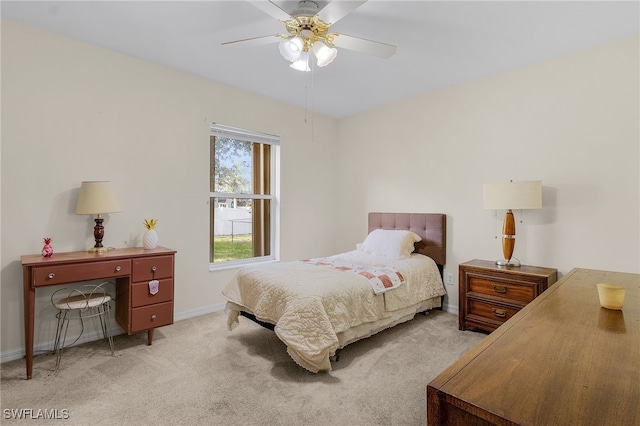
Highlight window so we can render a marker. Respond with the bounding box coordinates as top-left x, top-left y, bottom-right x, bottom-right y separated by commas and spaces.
210, 123, 279, 269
